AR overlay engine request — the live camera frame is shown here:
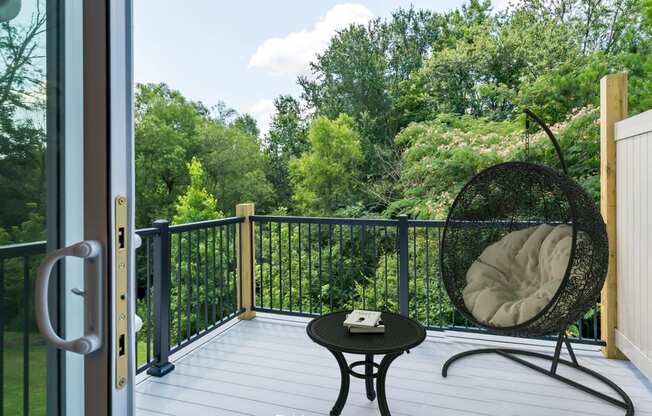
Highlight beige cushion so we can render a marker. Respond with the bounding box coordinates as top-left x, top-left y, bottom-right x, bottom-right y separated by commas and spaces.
463, 224, 572, 327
